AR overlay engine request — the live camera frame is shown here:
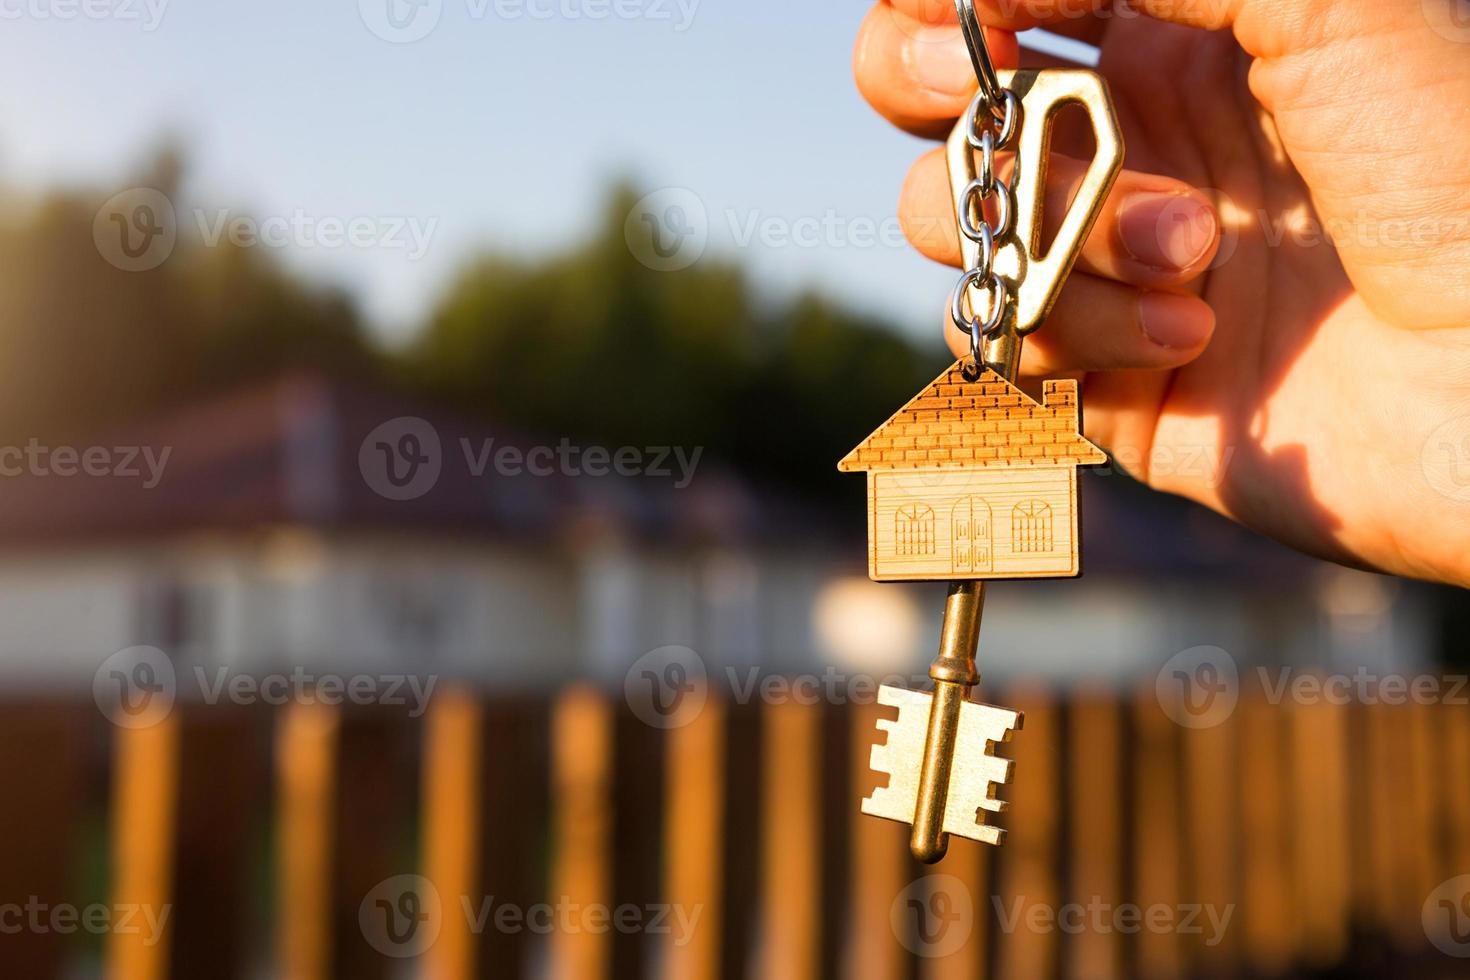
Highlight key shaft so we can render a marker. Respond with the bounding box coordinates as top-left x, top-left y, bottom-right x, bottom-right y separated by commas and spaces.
910, 581, 985, 862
